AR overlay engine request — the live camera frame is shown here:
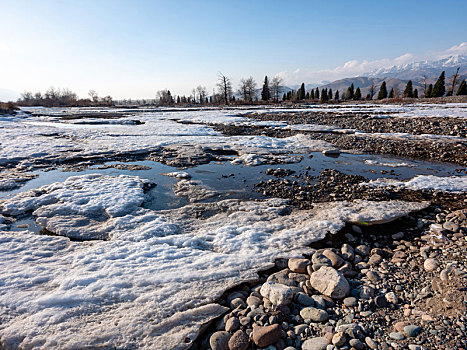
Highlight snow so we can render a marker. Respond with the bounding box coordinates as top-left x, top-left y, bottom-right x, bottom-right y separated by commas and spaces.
0, 173, 429, 349
164, 171, 192, 179
230, 153, 303, 166
361, 175, 467, 193
363, 159, 417, 168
